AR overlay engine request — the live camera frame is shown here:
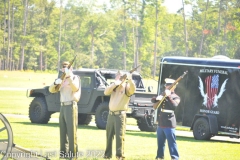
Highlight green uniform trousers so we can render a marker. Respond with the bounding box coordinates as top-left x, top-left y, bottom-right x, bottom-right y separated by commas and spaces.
104, 113, 126, 158
59, 103, 78, 158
